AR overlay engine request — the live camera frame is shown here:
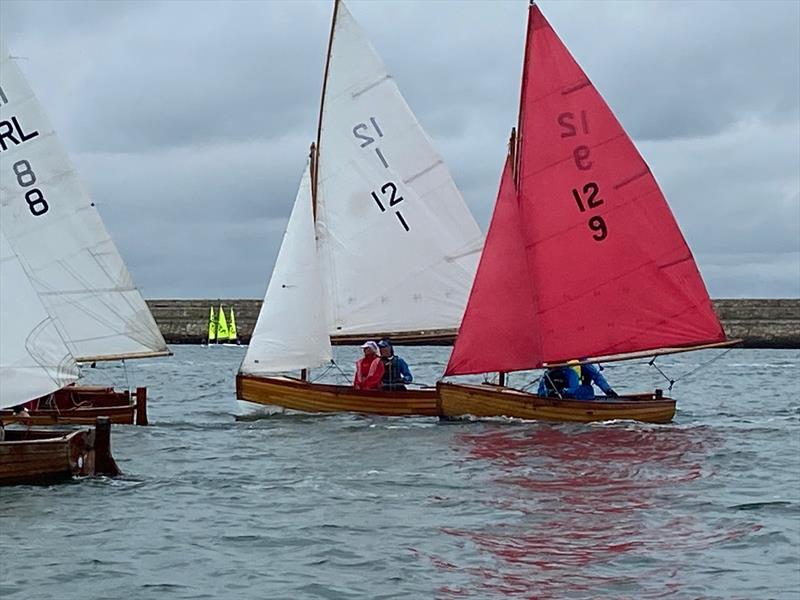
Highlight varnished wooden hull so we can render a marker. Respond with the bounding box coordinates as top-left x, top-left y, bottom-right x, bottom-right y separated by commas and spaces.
236, 374, 439, 417
437, 382, 676, 424
0, 418, 120, 485
0, 386, 148, 426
